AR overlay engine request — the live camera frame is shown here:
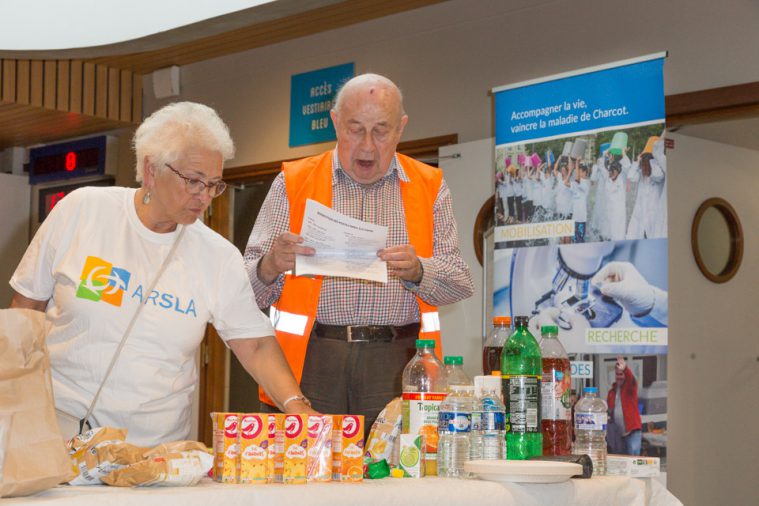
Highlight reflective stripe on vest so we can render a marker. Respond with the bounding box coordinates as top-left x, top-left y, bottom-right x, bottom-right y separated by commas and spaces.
421, 311, 441, 333
269, 306, 309, 337
259, 151, 443, 407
